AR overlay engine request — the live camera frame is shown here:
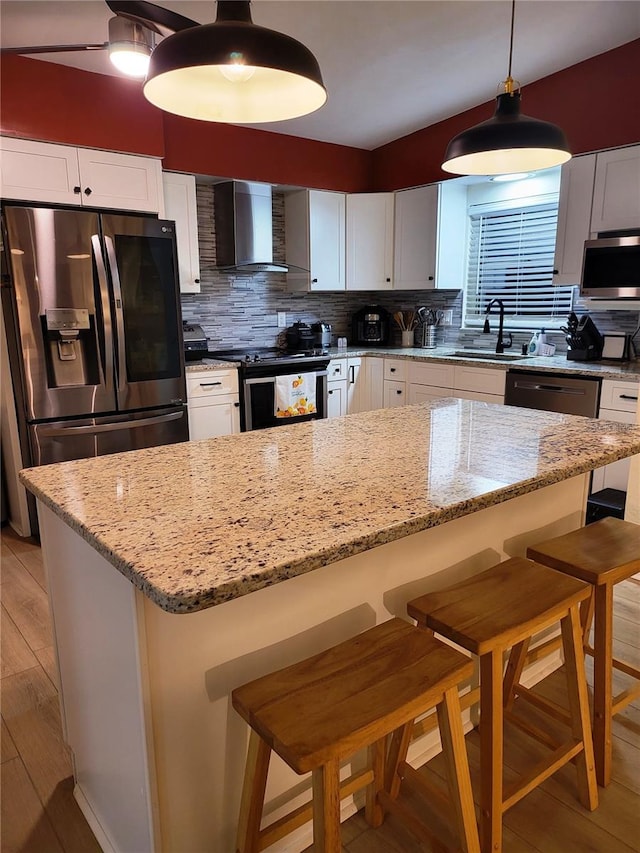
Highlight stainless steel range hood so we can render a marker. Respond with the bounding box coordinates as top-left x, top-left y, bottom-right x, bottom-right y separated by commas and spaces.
213, 180, 289, 273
